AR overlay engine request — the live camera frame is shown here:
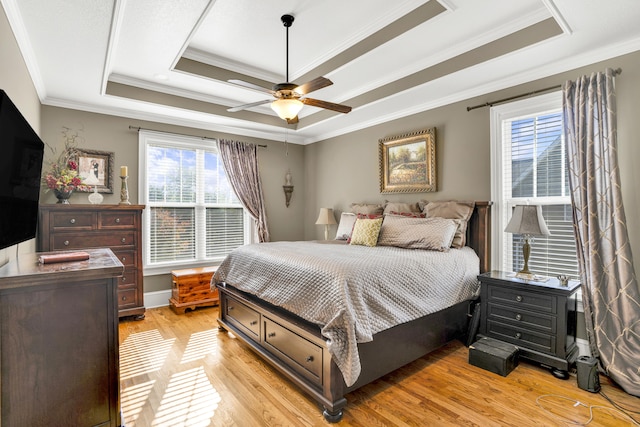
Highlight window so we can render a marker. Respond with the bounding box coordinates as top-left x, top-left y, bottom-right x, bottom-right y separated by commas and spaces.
490, 92, 579, 279
139, 131, 249, 274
